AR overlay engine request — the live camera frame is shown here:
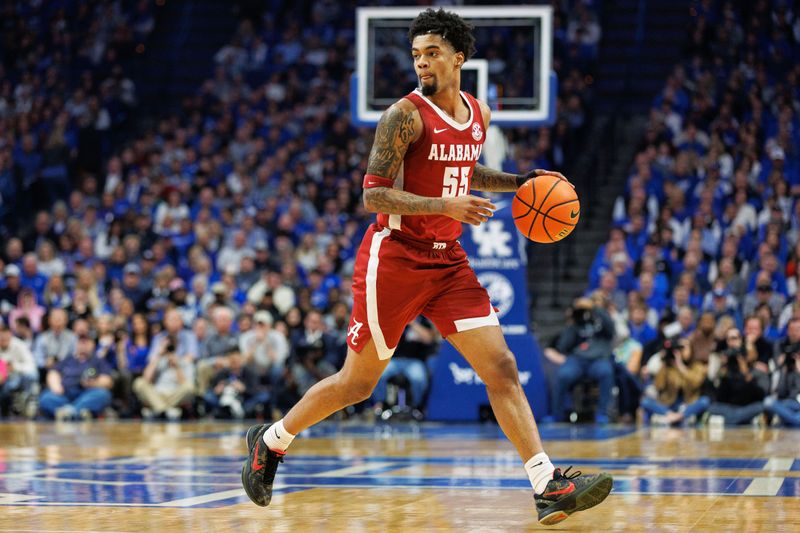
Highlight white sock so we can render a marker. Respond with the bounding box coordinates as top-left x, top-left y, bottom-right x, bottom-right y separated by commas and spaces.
262, 419, 296, 452
525, 452, 556, 494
